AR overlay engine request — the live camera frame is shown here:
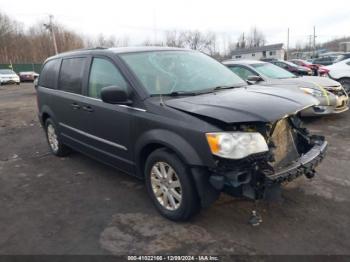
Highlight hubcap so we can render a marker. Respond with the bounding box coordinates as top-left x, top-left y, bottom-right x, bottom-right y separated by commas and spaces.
150, 162, 182, 211
47, 124, 59, 152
